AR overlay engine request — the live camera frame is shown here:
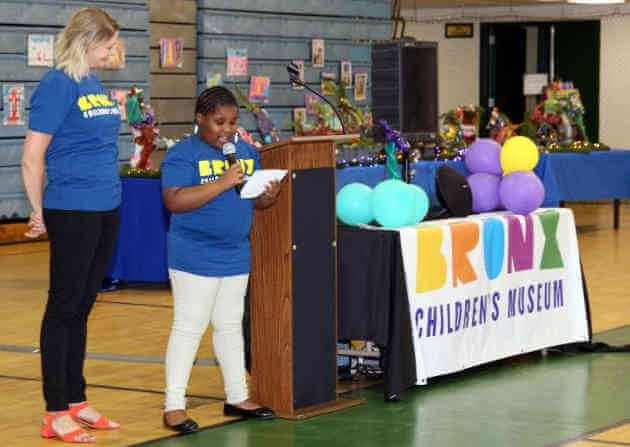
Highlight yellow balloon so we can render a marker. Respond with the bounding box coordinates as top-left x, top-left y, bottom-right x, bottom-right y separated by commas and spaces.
500, 136, 539, 175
